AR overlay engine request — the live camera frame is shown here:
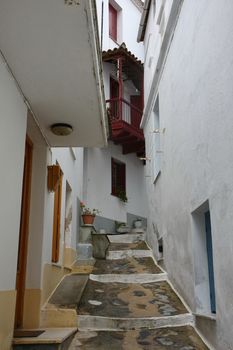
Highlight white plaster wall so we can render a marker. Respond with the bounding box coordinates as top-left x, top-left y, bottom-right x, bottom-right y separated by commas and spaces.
25, 115, 50, 290
143, 0, 233, 348
143, 0, 172, 104
96, 0, 144, 61
22, 131, 85, 290
84, 142, 147, 223
143, 117, 163, 256
41, 147, 84, 268
0, 55, 27, 291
